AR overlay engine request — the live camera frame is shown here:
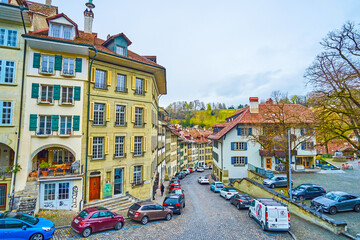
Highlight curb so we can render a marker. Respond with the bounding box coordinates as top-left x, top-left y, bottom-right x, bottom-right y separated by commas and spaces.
340, 232, 357, 240
288, 231, 297, 240
55, 225, 70, 230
